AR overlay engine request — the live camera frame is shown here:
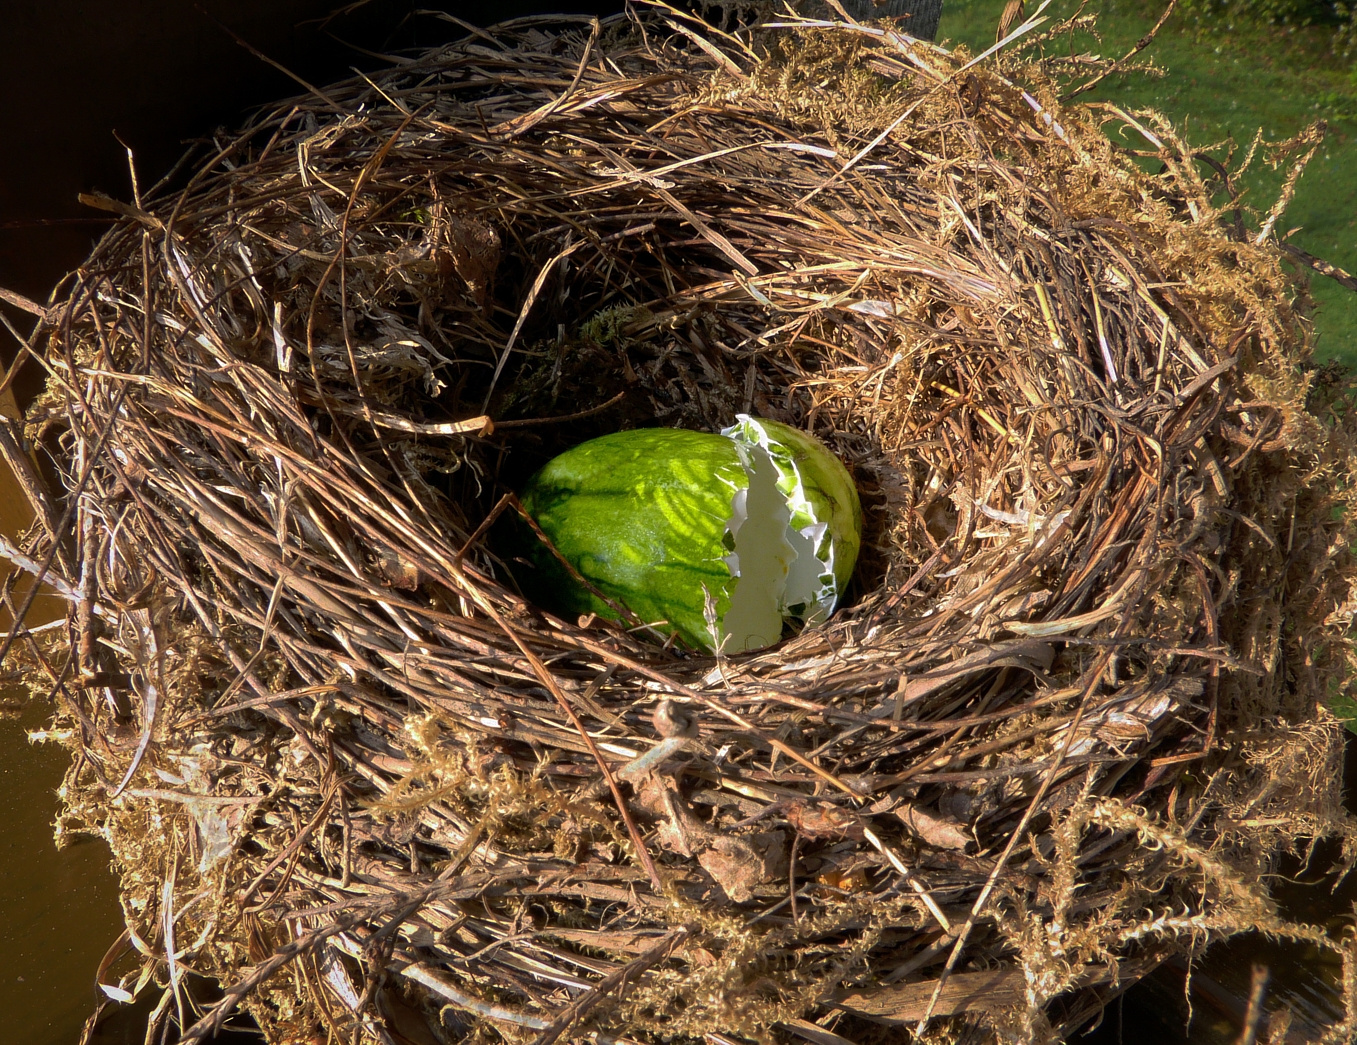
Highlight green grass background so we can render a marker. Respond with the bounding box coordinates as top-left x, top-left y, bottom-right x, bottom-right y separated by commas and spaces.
936, 0, 1357, 366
